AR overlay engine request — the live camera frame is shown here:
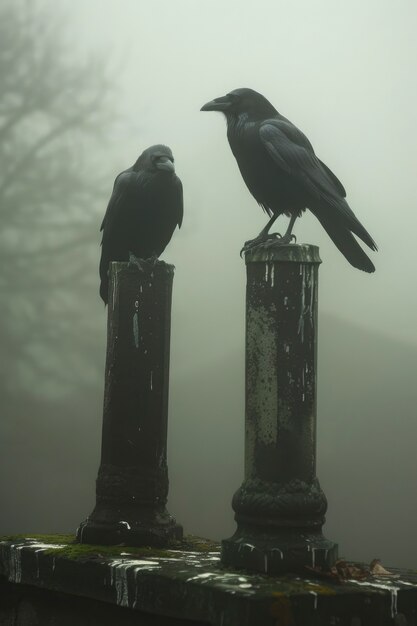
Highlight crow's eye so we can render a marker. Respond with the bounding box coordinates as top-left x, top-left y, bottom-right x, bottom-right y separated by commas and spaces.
228, 93, 241, 107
